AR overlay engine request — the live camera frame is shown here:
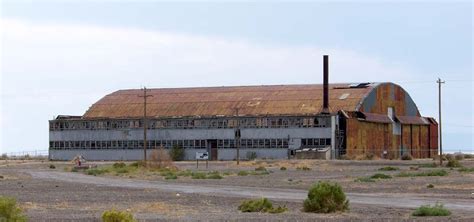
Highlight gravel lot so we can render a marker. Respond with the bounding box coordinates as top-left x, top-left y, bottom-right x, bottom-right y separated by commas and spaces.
1, 159, 473, 221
